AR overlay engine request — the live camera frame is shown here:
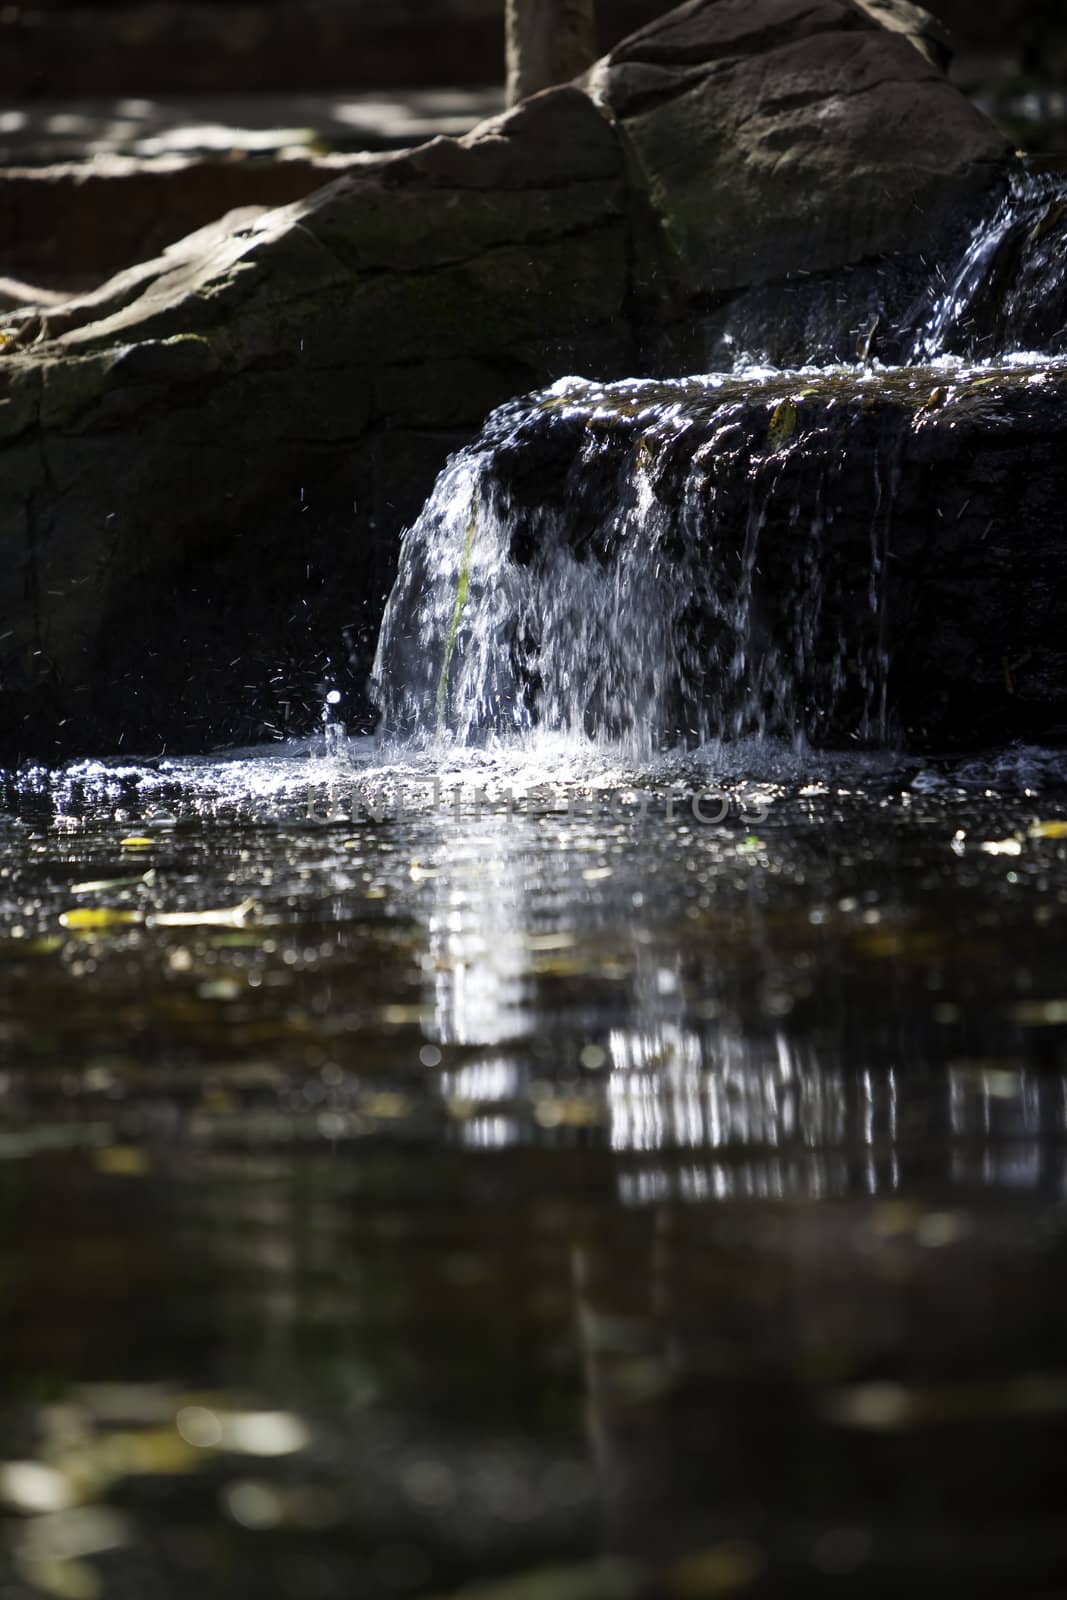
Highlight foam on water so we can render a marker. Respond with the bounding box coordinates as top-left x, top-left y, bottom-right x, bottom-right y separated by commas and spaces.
7, 730, 1067, 840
